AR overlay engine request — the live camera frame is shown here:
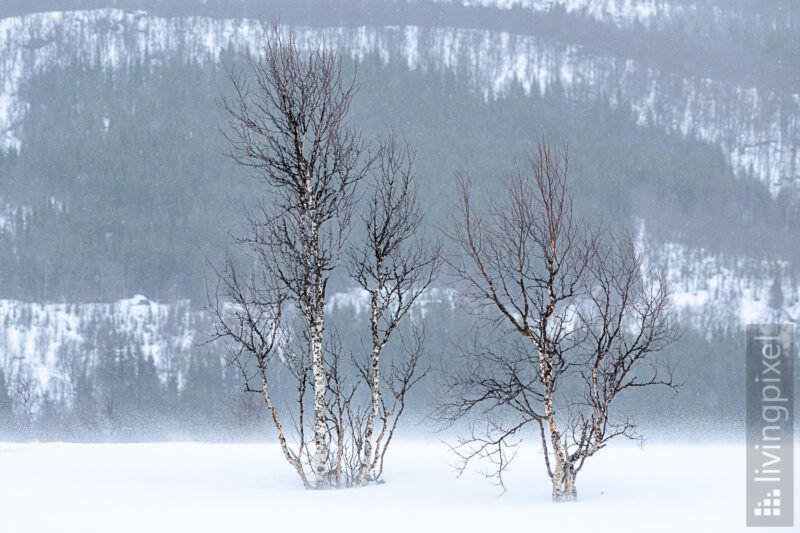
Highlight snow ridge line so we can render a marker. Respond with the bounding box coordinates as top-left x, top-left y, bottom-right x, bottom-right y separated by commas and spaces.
0, 9, 796, 194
